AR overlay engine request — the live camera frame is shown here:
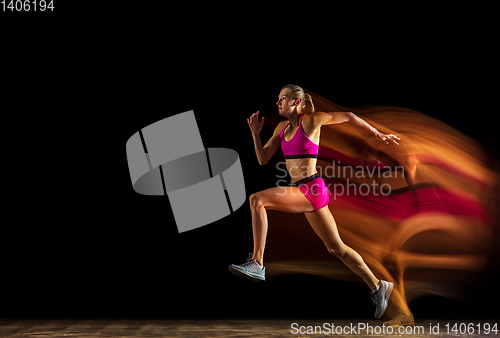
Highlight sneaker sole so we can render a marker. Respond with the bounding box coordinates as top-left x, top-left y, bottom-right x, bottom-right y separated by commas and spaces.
228, 265, 265, 281
377, 282, 394, 318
